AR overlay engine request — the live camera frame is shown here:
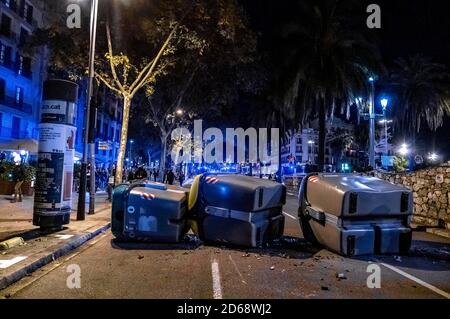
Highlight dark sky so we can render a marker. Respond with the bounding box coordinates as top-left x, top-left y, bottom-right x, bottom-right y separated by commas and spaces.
241, 0, 450, 159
